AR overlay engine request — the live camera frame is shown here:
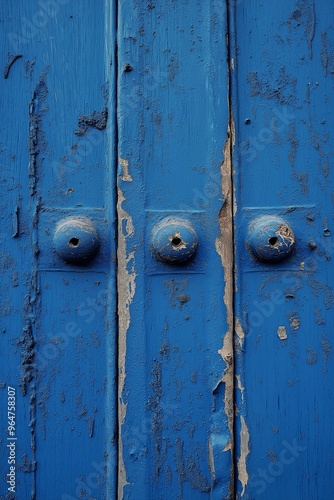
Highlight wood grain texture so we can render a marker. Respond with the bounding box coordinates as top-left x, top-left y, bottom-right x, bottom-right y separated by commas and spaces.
117, 1, 232, 498
231, 1, 334, 498
0, 1, 117, 498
